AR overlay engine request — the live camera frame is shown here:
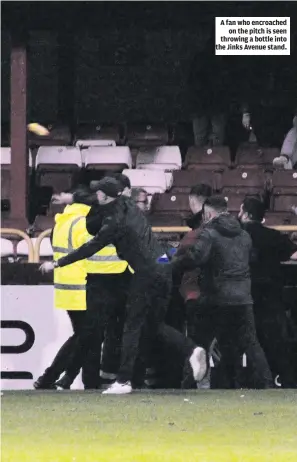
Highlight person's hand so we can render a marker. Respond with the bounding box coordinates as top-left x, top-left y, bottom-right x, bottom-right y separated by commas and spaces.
242, 113, 251, 130
273, 156, 288, 168
52, 193, 73, 205
39, 261, 55, 273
